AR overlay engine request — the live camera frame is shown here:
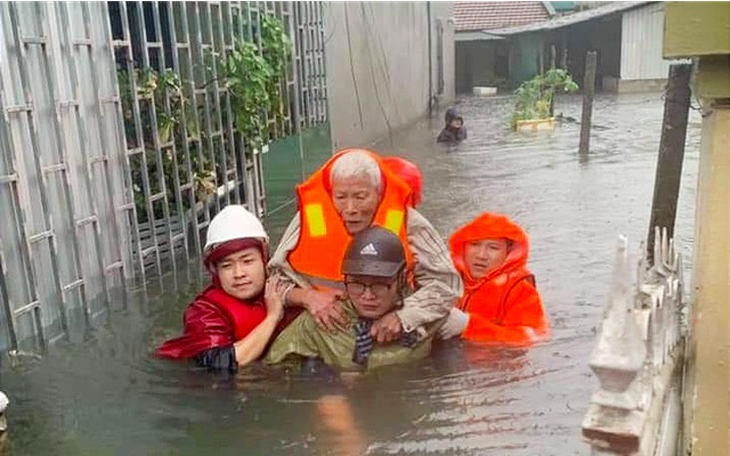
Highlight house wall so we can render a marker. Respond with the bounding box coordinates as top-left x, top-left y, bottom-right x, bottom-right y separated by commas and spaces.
562, 16, 622, 90
621, 3, 675, 81
325, 2, 455, 149
508, 33, 542, 87
455, 41, 499, 93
